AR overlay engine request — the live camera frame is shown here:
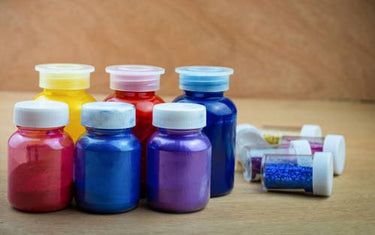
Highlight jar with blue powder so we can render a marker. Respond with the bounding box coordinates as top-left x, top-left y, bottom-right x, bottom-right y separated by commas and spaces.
239, 140, 312, 182
174, 66, 236, 197
261, 152, 333, 196
74, 102, 141, 213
